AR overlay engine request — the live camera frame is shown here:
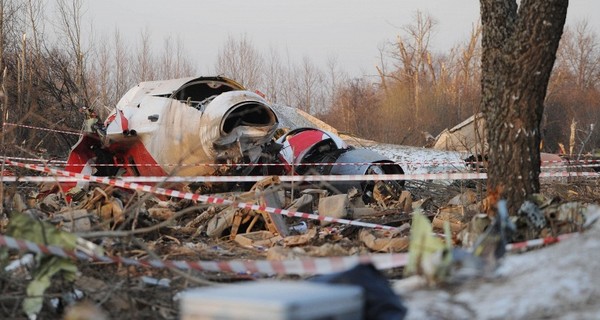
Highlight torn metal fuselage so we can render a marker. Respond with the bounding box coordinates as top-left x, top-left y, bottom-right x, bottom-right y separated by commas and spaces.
65, 76, 279, 190
63, 76, 405, 203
